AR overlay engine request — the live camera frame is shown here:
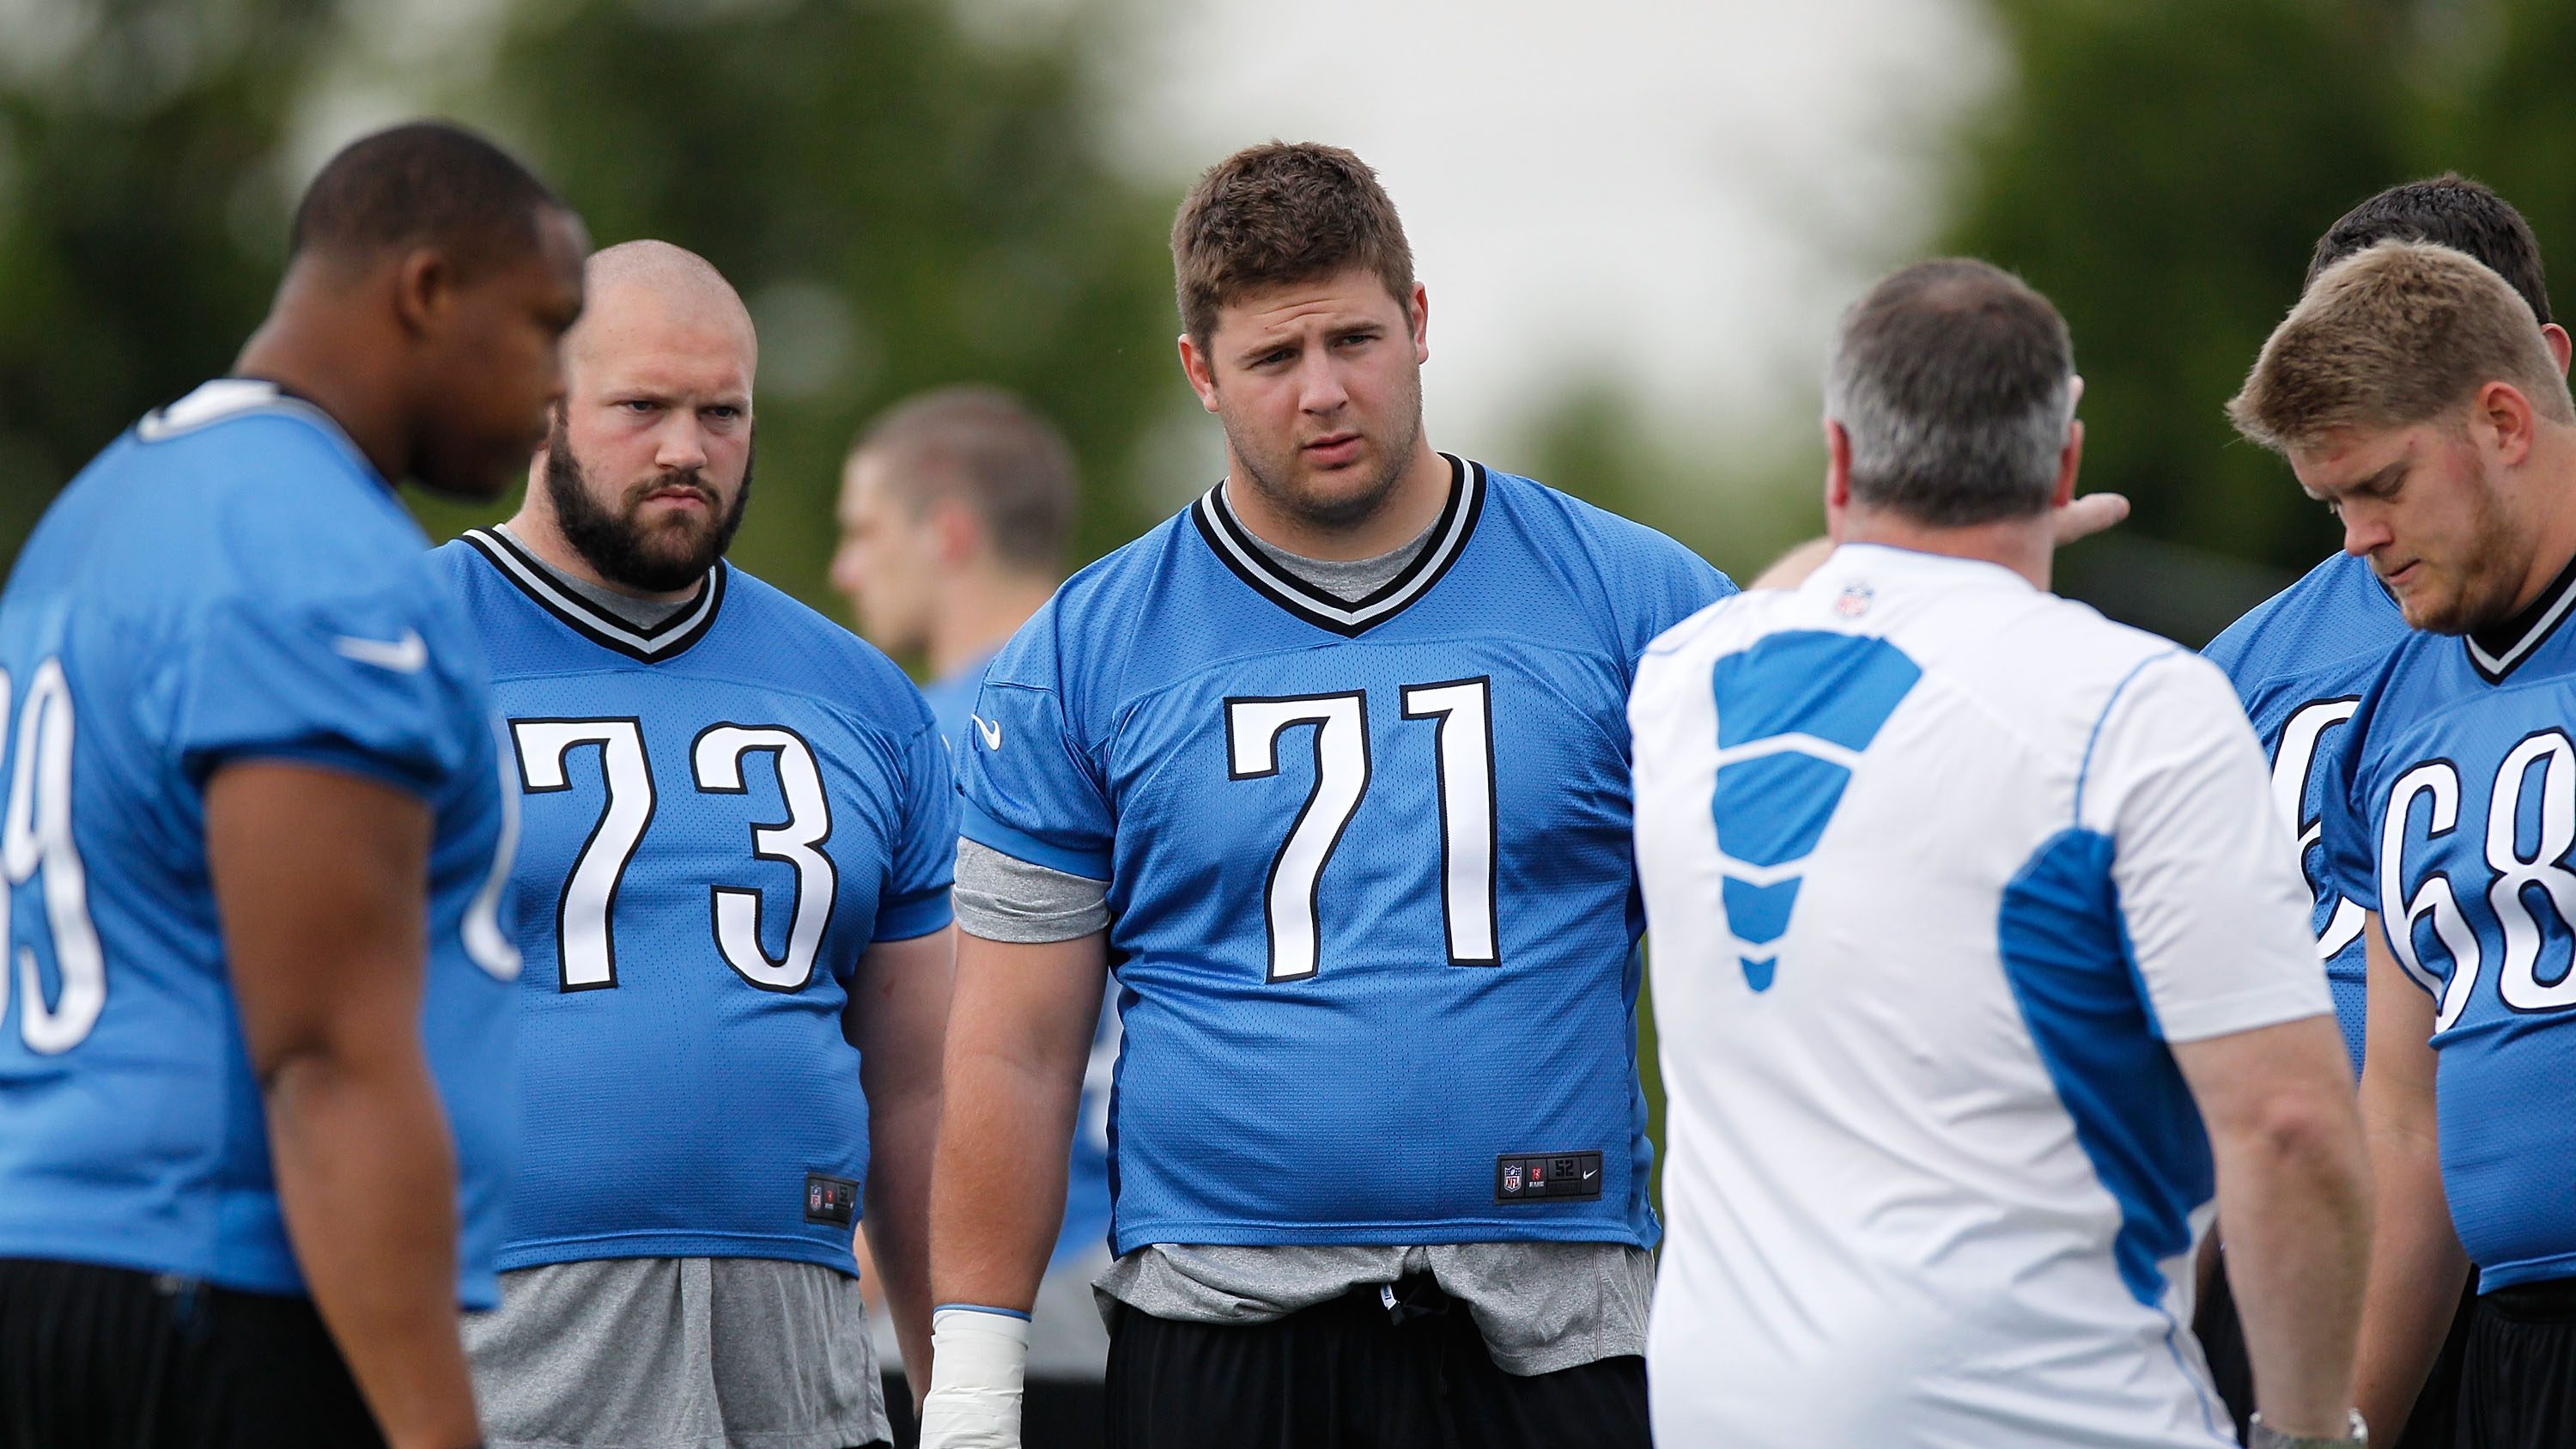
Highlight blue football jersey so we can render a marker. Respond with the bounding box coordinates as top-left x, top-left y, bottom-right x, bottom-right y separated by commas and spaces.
927, 649, 1117, 1269
436, 528, 955, 1275
2202, 550, 2408, 1068
0, 381, 519, 1304
958, 457, 1731, 1253
2326, 557, 2576, 1288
